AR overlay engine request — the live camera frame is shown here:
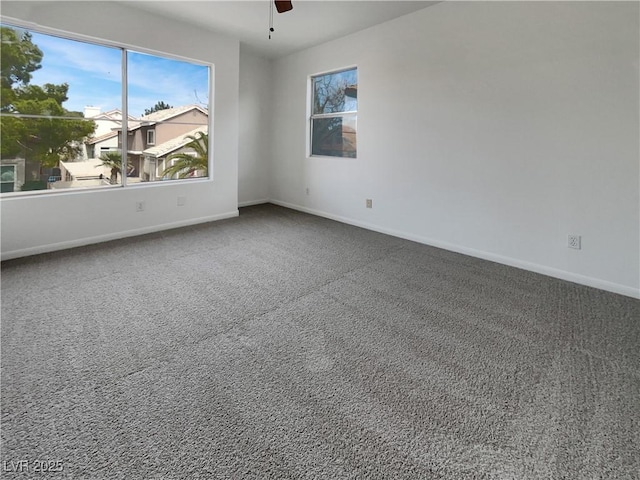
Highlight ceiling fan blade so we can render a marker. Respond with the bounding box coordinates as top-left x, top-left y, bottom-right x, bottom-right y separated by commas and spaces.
274, 1, 293, 14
